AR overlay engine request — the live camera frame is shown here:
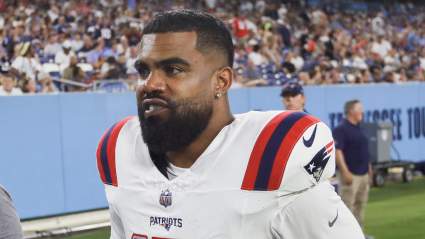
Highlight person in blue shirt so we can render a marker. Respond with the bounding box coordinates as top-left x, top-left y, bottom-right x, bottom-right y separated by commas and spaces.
333, 99, 372, 230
